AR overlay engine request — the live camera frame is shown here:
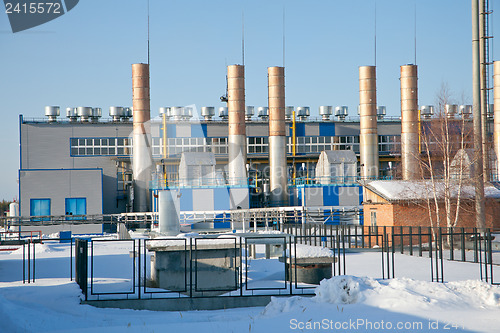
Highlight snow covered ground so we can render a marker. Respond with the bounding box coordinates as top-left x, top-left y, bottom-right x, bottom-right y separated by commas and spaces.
1, 236, 500, 332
